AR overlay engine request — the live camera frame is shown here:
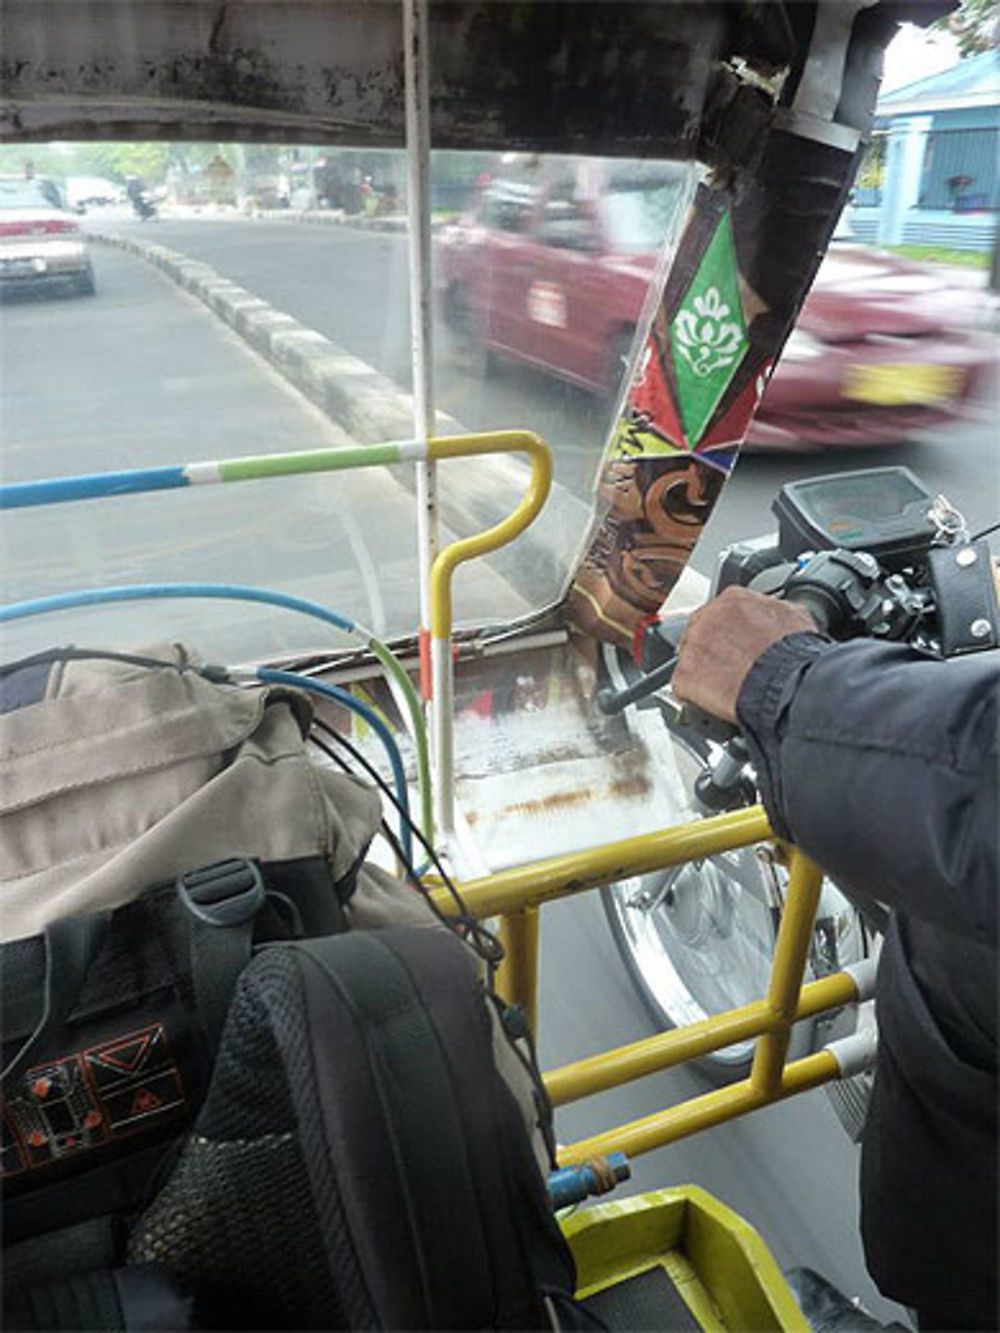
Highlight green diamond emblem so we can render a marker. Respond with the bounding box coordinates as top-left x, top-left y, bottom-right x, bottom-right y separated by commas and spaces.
669, 211, 747, 447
